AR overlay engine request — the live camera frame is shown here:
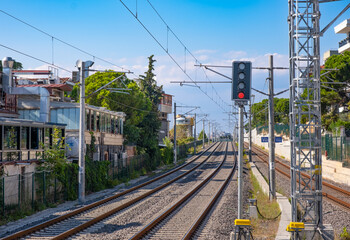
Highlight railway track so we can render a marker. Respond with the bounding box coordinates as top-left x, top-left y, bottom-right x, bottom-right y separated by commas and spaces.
128, 141, 237, 240
250, 143, 350, 210
2, 142, 220, 240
